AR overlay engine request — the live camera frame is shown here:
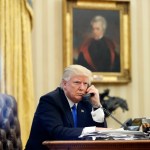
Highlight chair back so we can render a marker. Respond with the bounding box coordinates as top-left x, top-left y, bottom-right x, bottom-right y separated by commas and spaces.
0, 94, 22, 150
